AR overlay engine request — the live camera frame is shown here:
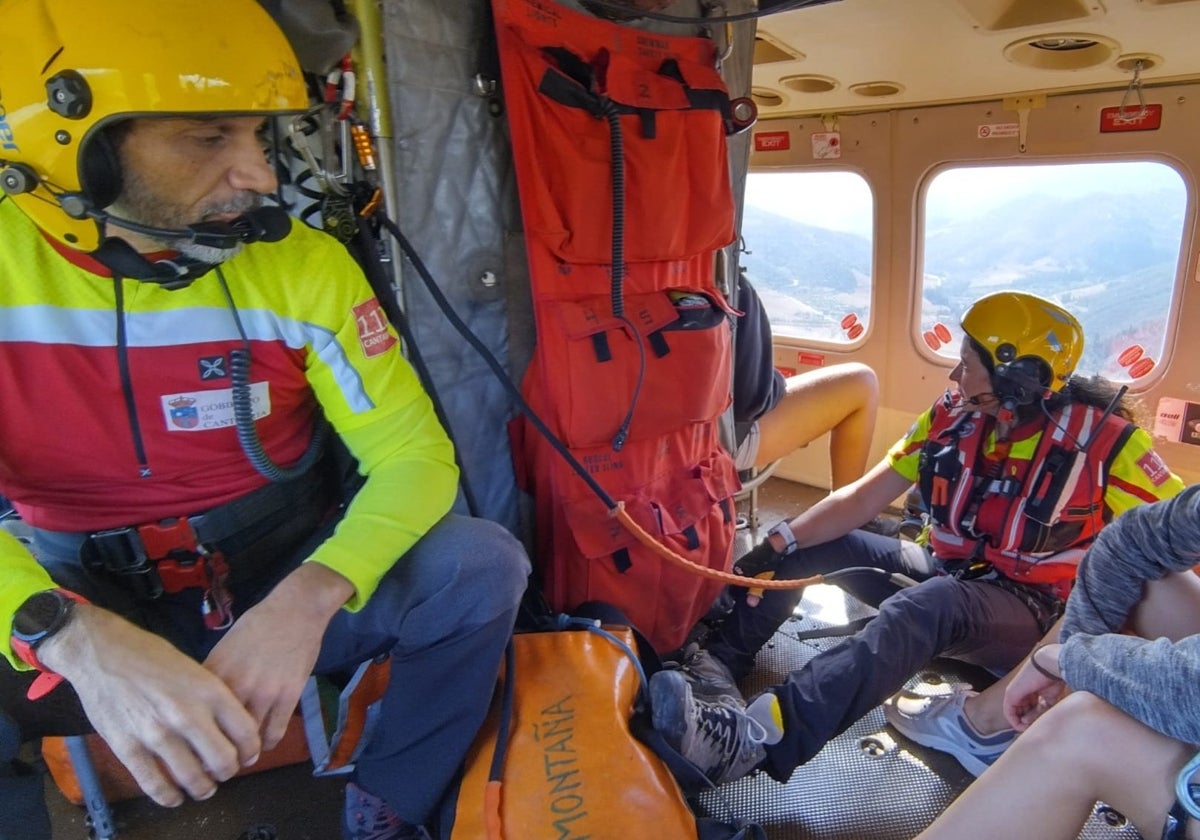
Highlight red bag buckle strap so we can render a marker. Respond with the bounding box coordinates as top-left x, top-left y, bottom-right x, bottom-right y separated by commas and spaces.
137, 518, 234, 631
